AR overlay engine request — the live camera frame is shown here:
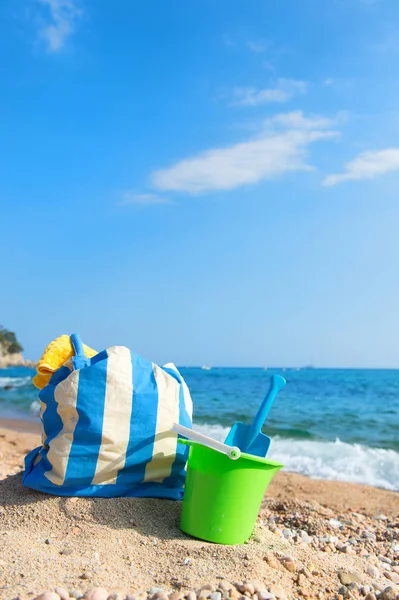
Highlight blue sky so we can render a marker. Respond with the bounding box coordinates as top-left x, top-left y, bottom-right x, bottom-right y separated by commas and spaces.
1, 0, 399, 367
